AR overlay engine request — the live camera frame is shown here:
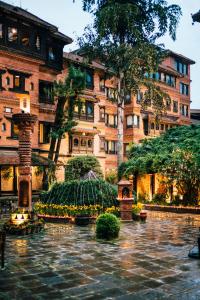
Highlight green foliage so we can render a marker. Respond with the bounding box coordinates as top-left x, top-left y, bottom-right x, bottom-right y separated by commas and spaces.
65, 155, 103, 181
78, 0, 181, 116
96, 213, 120, 240
152, 193, 167, 205
40, 179, 118, 207
105, 169, 118, 184
123, 125, 200, 205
